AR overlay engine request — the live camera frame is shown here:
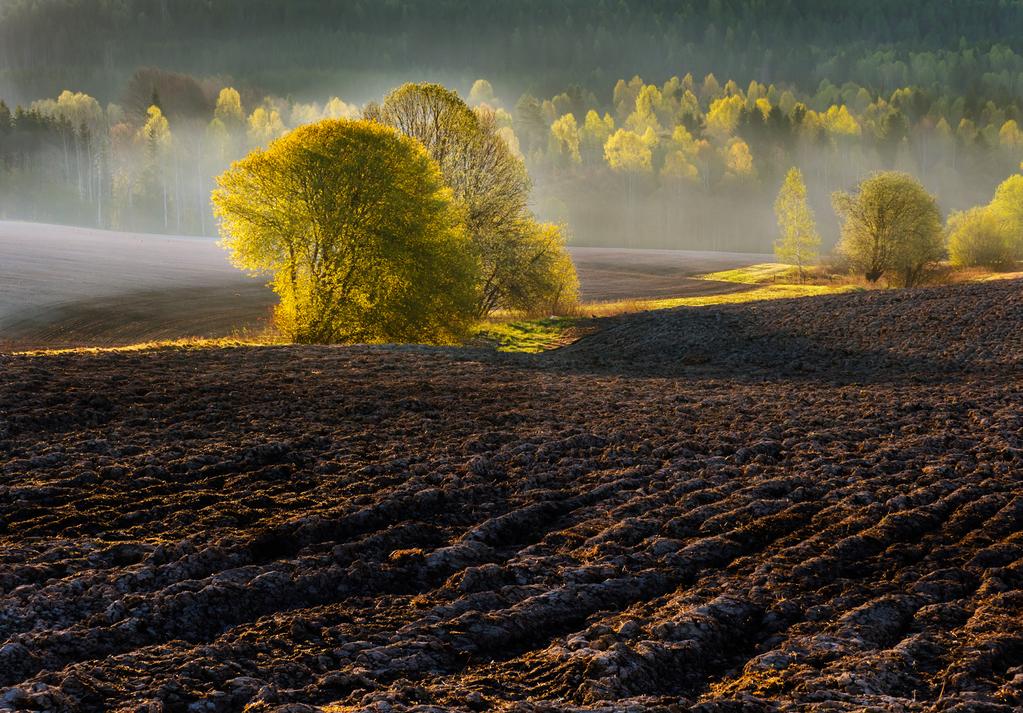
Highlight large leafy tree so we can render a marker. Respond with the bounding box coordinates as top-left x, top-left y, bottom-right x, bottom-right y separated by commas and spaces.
833, 171, 944, 287
773, 167, 820, 281
212, 119, 478, 344
368, 82, 577, 317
